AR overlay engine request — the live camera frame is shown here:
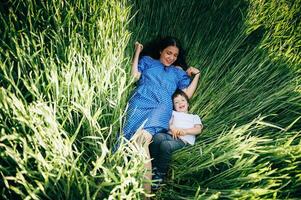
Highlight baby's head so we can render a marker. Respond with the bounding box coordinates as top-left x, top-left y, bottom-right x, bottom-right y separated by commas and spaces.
172, 90, 189, 113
